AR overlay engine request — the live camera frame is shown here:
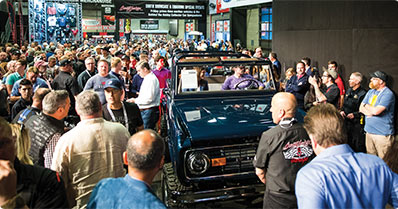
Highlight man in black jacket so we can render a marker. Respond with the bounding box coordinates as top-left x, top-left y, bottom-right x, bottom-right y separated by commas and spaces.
12, 88, 51, 125
74, 52, 87, 78
340, 72, 367, 152
0, 117, 69, 209
52, 56, 80, 115
25, 90, 70, 168
11, 79, 33, 120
